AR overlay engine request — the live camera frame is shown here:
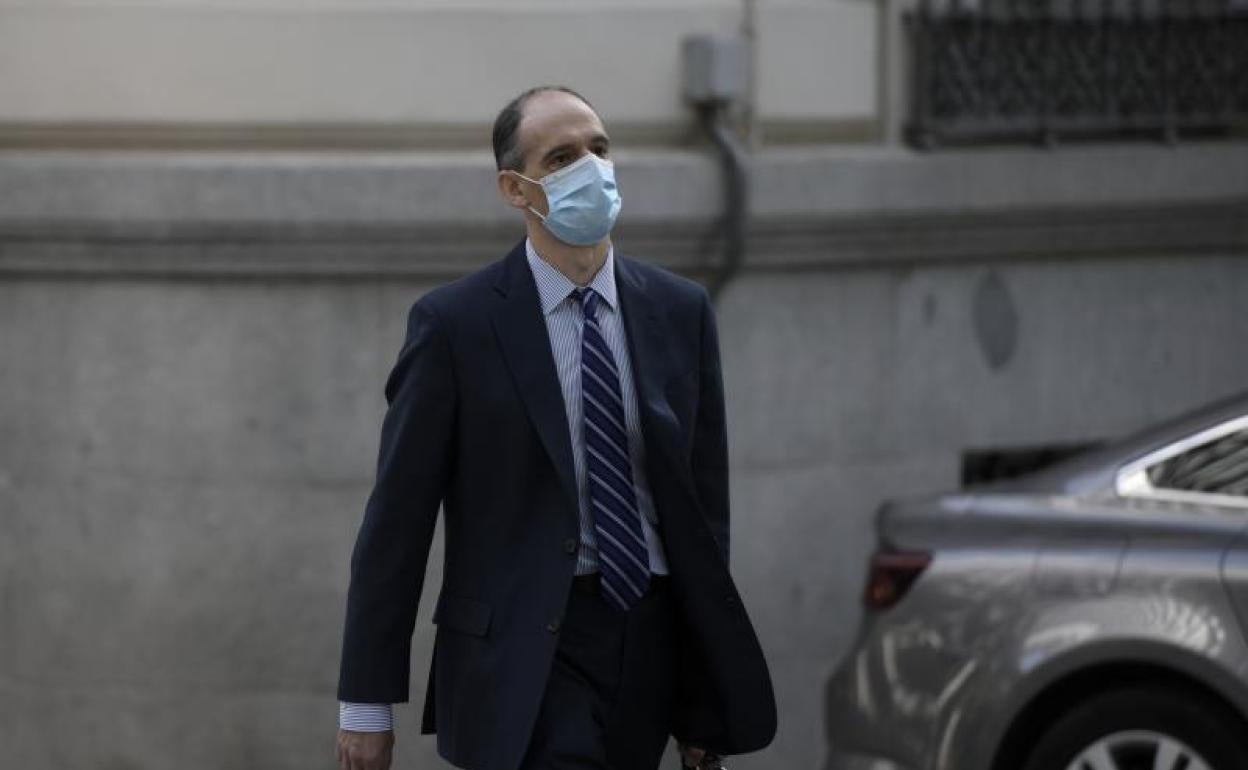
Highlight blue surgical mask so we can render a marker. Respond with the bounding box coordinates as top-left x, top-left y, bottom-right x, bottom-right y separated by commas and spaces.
513, 153, 622, 246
